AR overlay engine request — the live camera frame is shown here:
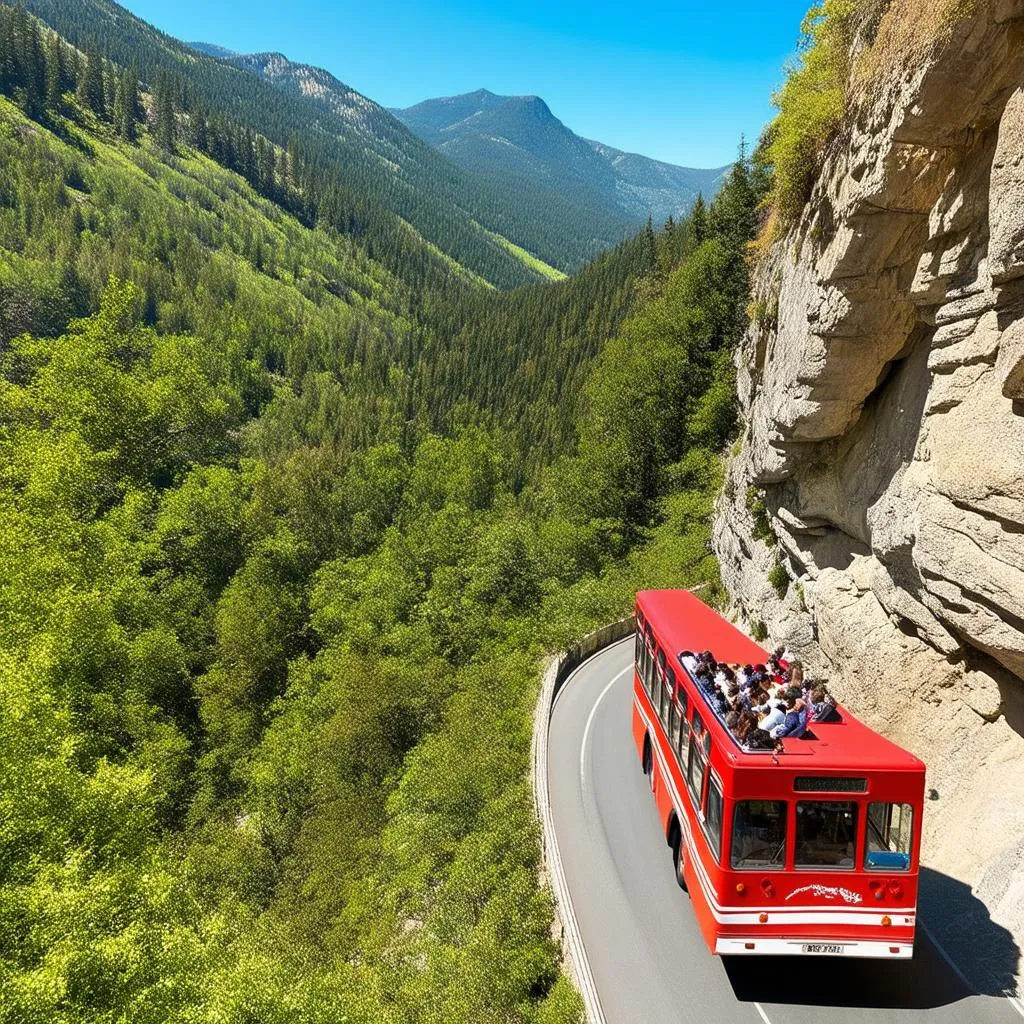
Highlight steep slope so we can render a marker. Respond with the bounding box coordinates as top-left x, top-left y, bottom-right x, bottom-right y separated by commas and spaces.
393, 89, 728, 223
193, 46, 638, 270
21, 0, 584, 285
715, 1, 1024, 990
